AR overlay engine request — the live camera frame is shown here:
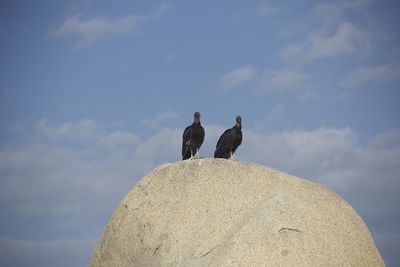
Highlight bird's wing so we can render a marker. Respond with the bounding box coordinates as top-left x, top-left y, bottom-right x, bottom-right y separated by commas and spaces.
216, 128, 231, 149
199, 125, 205, 146
182, 126, 192, 156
